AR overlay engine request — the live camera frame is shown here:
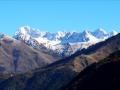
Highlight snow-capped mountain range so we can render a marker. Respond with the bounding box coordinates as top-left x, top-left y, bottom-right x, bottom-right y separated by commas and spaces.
13, 26, 118, 56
